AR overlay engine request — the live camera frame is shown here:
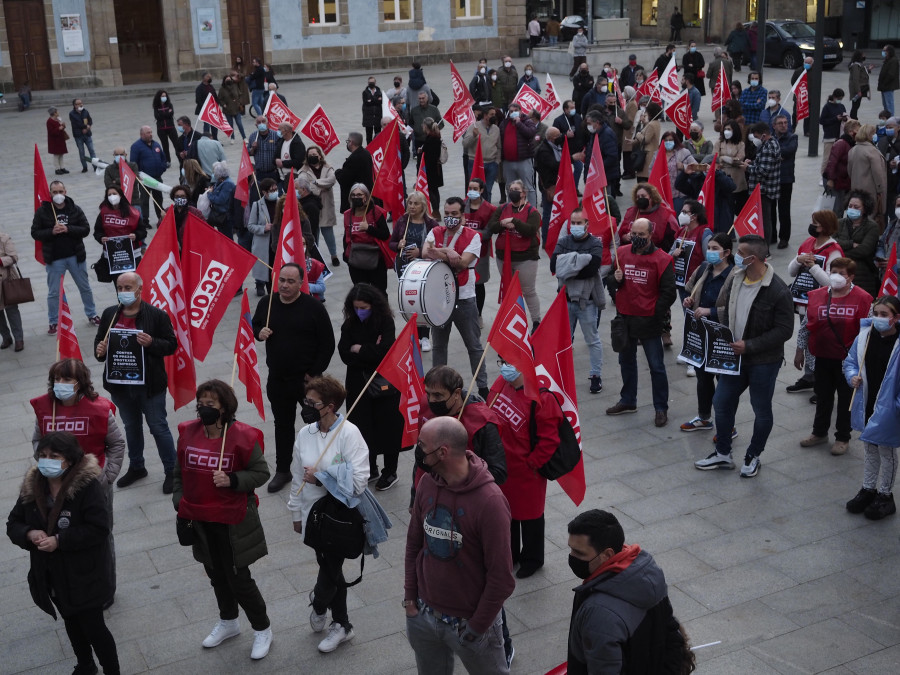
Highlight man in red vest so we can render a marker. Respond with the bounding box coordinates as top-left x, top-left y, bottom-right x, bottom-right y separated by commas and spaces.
606, 218, 676, 427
